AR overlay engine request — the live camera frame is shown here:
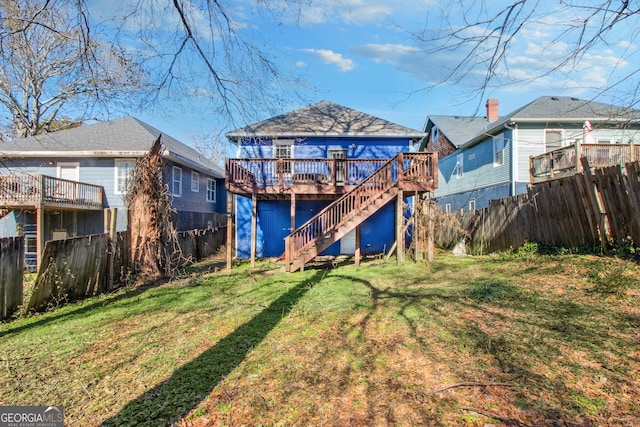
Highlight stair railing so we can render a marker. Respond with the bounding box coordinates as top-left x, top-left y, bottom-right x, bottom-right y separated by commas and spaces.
285, 154, 404, 267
